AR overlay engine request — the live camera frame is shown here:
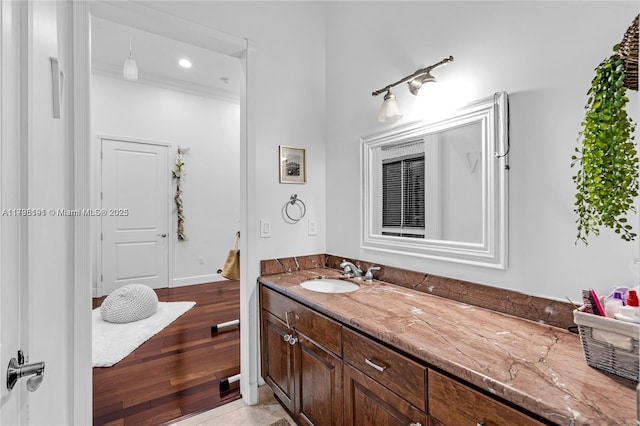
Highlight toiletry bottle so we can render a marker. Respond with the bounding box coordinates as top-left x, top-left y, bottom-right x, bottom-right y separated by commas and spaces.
614, 290, 626, 306
605, 297, 623, 318
623, 289, 640, 320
